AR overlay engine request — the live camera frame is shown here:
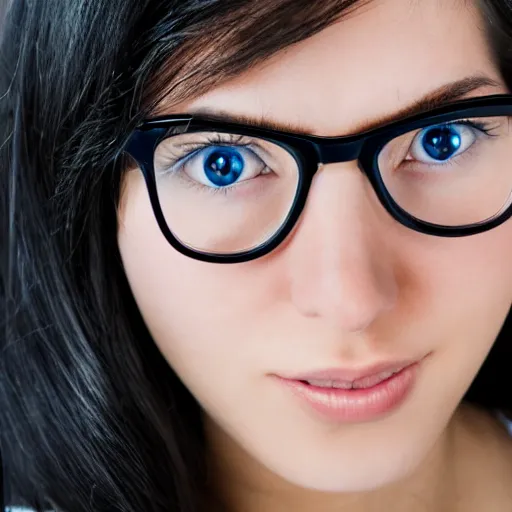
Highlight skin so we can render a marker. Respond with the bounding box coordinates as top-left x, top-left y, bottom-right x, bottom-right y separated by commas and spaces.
118, 0, 512, 510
